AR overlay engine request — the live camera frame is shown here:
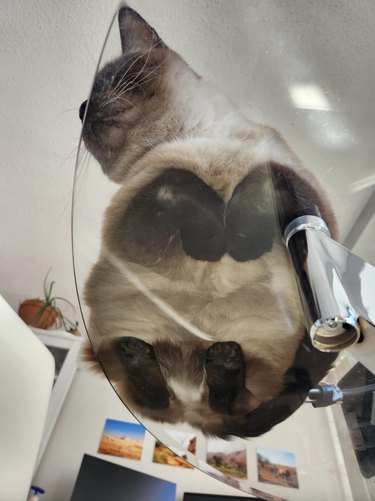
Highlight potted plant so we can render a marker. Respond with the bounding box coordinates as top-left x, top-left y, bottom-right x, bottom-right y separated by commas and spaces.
18, 271, 79, 333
